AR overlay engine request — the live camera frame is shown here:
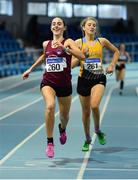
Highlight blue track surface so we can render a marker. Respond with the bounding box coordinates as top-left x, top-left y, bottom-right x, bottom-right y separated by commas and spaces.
0, 63, 138, 179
